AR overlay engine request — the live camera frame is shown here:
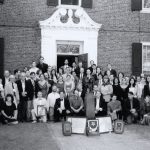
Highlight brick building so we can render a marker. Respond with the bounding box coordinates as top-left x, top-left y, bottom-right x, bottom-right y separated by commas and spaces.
0, 0, 150, 77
